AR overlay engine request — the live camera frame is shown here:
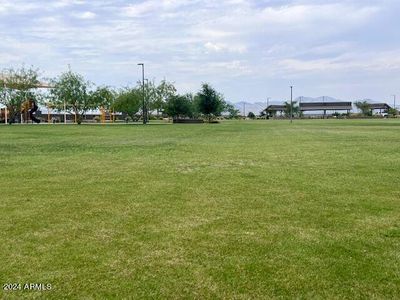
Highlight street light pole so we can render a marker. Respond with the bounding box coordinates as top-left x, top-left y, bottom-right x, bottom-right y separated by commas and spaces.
392, 94, 396, 110
138, 63, 146, 124
145, 78, 149, 123
299, 96, 303, 119
266, 97, 270, 119
290, 86, 293, 123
